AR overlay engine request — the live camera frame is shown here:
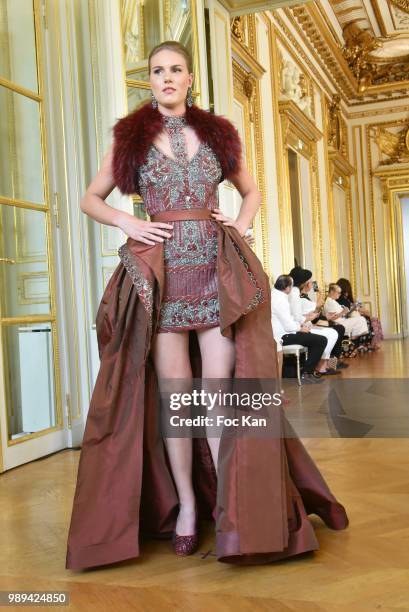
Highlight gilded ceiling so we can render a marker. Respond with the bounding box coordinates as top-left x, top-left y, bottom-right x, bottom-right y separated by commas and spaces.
288, 0, 409, 103
328, 0, 409, 93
